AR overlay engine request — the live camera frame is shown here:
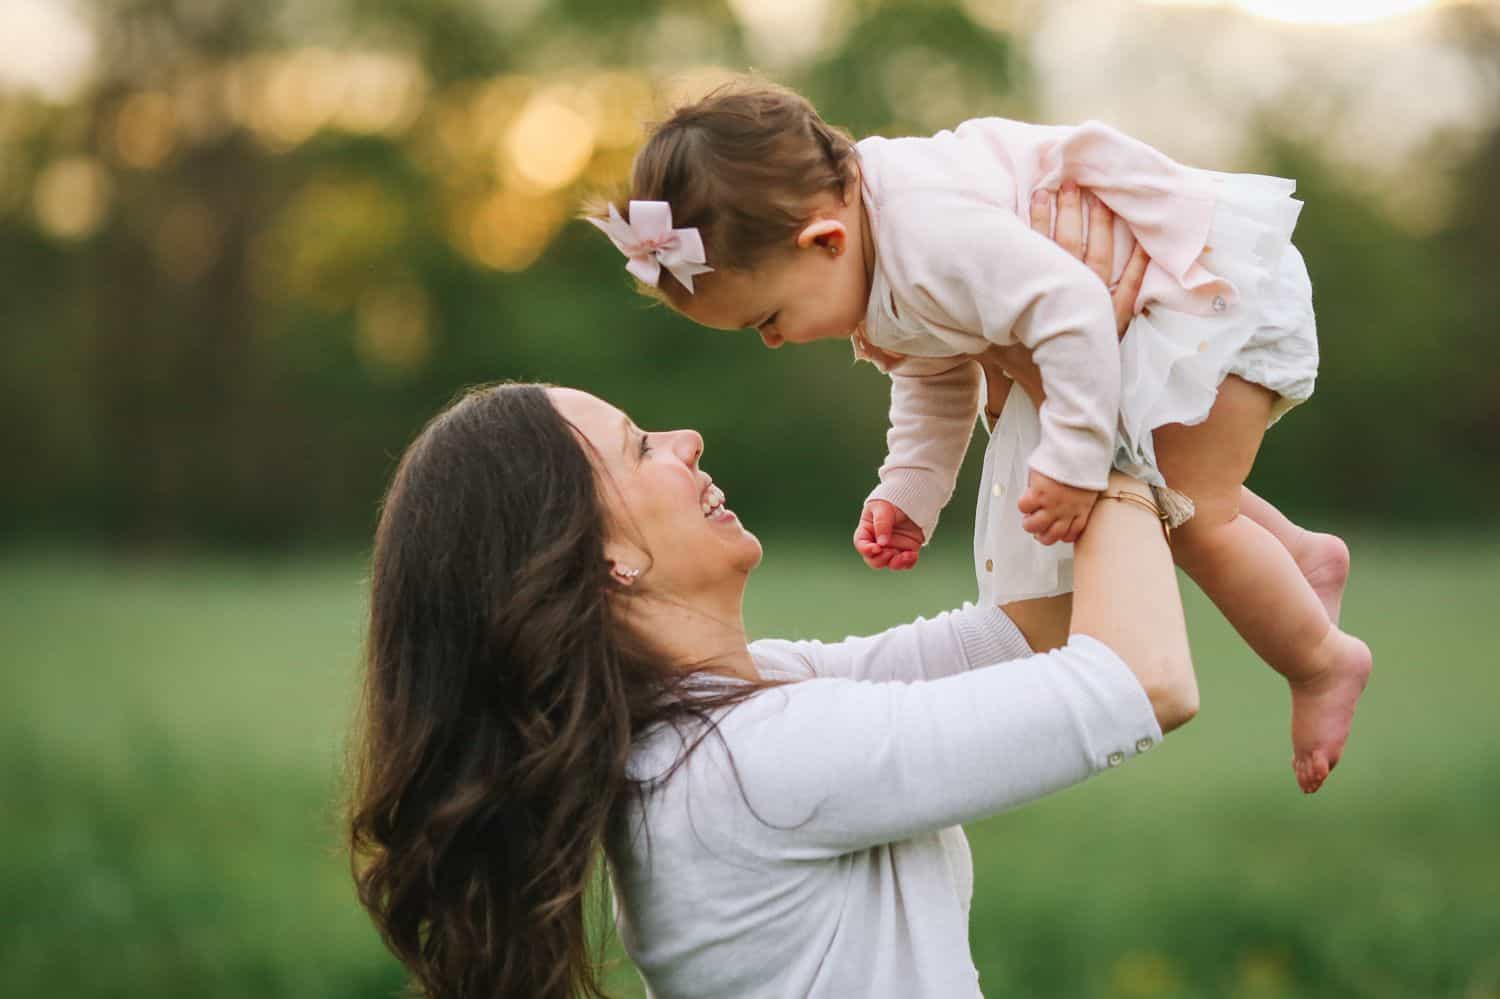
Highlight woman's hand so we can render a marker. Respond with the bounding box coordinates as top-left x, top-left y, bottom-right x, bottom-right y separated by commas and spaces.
979, 184, 1149, 416
1033, 183, 1149, 339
